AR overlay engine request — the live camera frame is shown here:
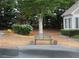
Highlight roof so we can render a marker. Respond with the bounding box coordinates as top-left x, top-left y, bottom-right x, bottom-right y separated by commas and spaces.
62, 1, 79, 16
